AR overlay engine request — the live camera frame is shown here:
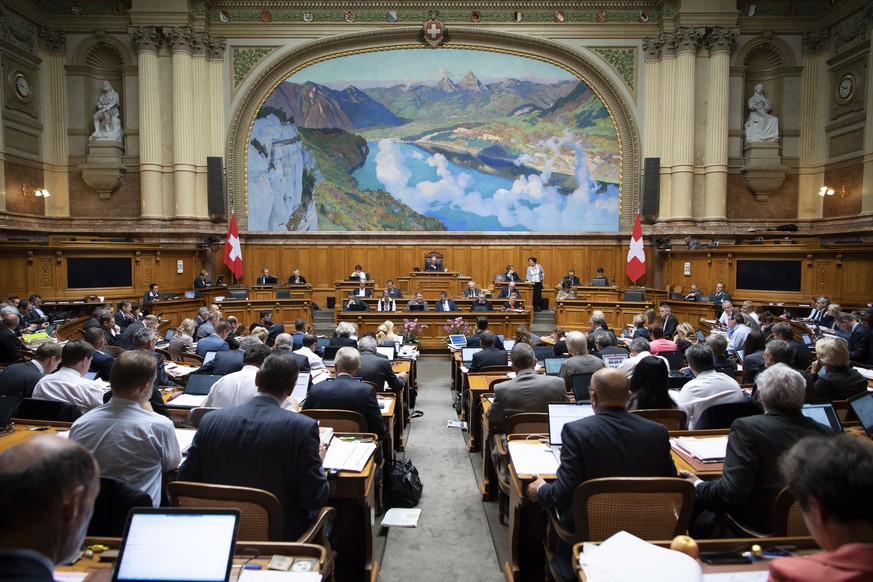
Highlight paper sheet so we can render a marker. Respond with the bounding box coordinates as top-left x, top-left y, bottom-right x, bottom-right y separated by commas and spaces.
174, 428, 197, 456
322, 439, 376, 472
581, 531, 702, 582
381, 508, 422, 528
674, 436, 729, 462
507, 441, 559, 476
168, 394, 207, 408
